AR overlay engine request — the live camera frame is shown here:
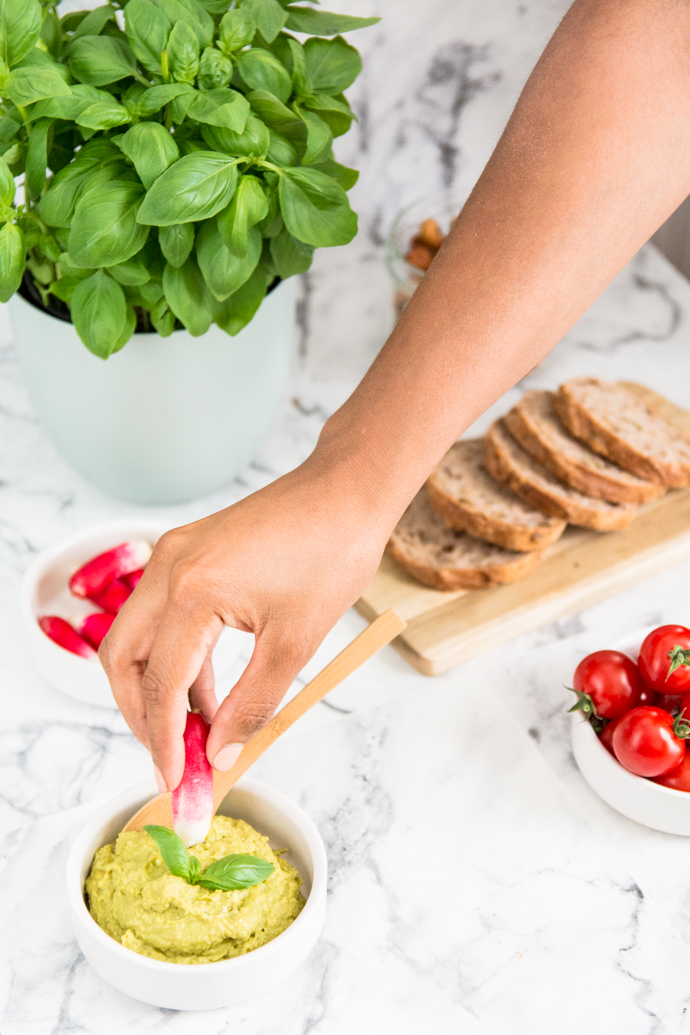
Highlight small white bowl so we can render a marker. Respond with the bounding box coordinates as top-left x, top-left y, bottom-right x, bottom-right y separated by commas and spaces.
66, 777, 327, 1010
20, 519, 249, 708
571, 628, 690, 835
